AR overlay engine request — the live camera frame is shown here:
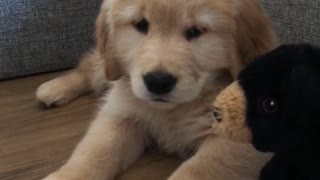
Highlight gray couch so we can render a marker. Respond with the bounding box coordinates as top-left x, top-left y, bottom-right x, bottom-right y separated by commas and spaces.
261, 0, 320, 45
0, 0, 102, 80
0, 0, 319, 80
